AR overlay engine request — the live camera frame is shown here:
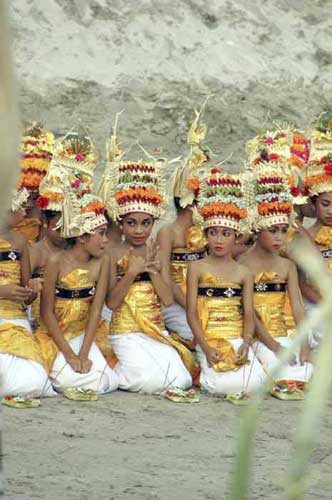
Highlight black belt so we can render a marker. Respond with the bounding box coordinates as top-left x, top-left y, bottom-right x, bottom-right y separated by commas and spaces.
254, 282, 287, 293
171, 250, 205, 262
321, 249, 332, 259
32, 271, 43, 279
55, 286, 96, 299
198, 286, 242, 298
117, 272, 151, 282
0, 251, 20, 262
